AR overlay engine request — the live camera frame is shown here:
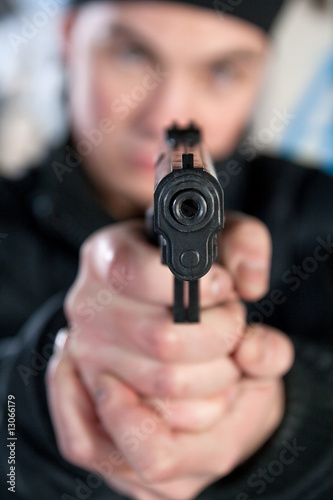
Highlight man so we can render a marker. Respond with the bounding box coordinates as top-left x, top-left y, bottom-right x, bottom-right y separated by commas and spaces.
0, 1, 332, 499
